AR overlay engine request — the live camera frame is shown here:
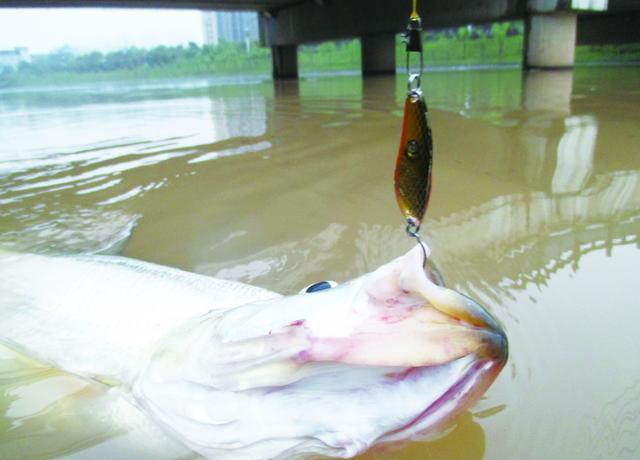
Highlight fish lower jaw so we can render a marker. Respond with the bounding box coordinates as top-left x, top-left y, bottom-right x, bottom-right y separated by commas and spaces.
378, 356, 503, 445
